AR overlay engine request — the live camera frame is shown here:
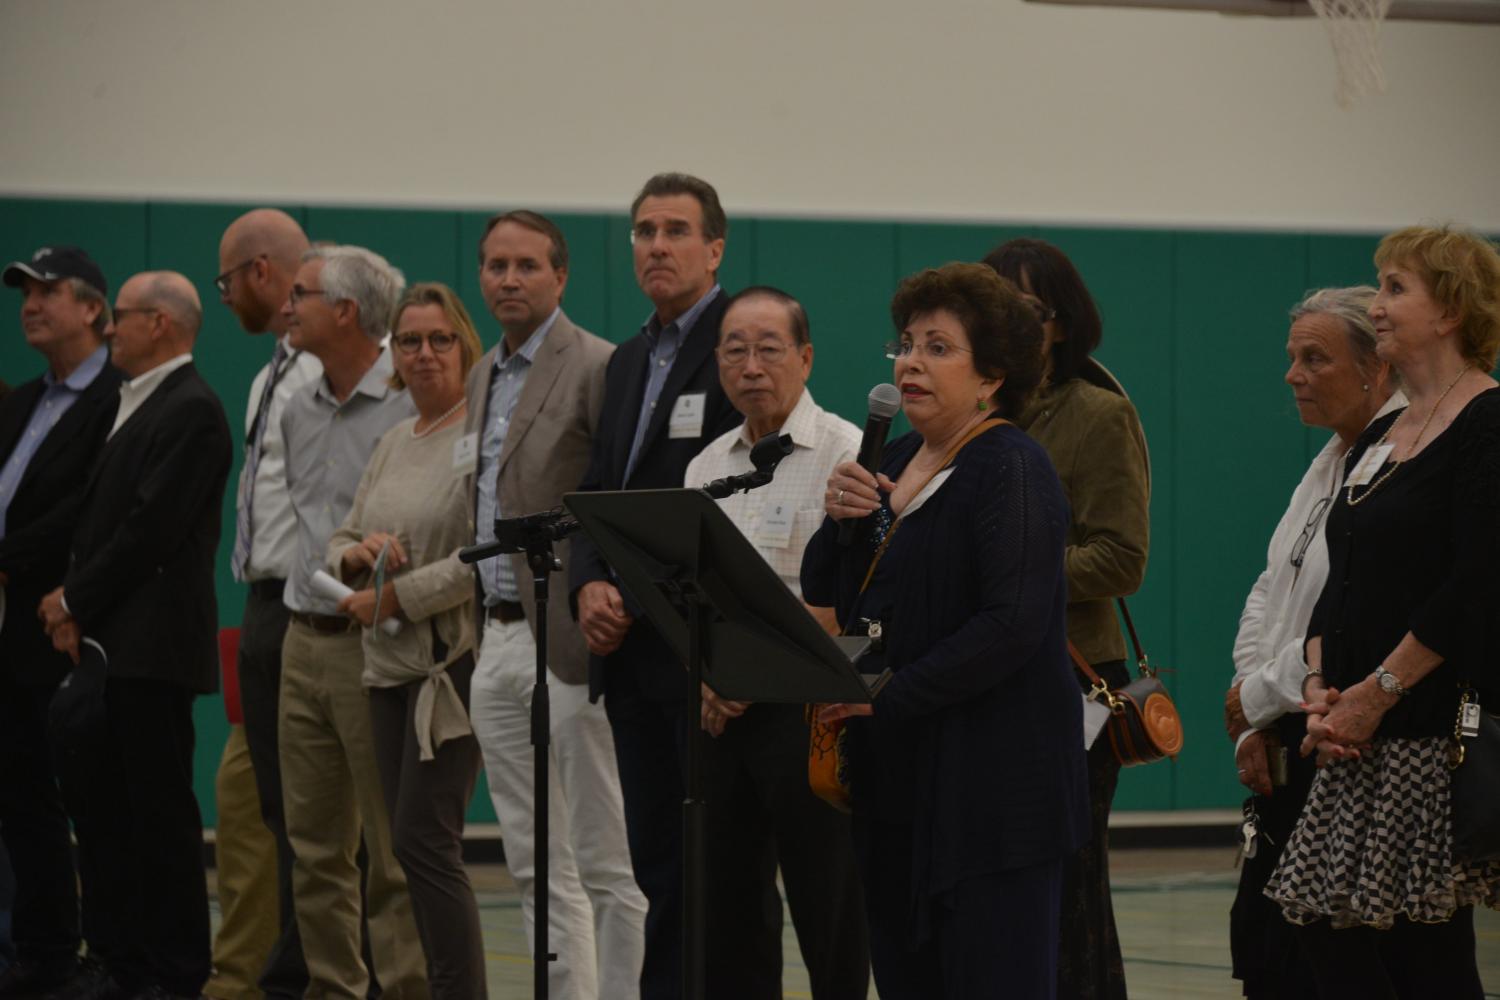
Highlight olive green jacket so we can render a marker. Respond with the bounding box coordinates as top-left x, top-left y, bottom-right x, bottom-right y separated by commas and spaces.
1018, 377, 1151, 666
